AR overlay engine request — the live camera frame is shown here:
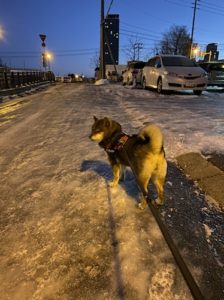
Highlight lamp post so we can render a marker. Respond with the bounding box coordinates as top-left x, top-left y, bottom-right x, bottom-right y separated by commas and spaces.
191, 46, 212, 62
39, 34, 47, 70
